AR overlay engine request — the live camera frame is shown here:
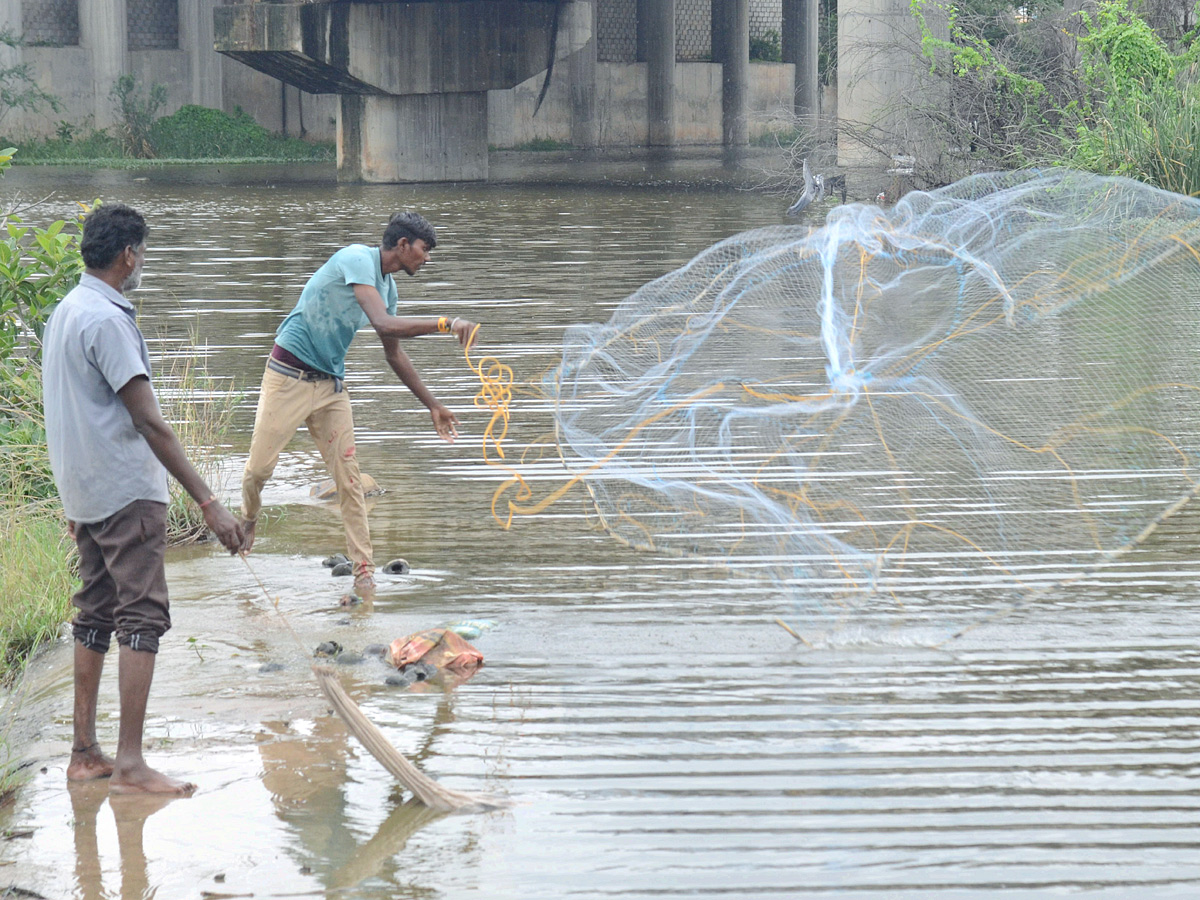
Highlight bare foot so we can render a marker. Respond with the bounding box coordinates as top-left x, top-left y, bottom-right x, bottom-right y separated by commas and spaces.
67, 745, 115, 781
109, 761, 196, 796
